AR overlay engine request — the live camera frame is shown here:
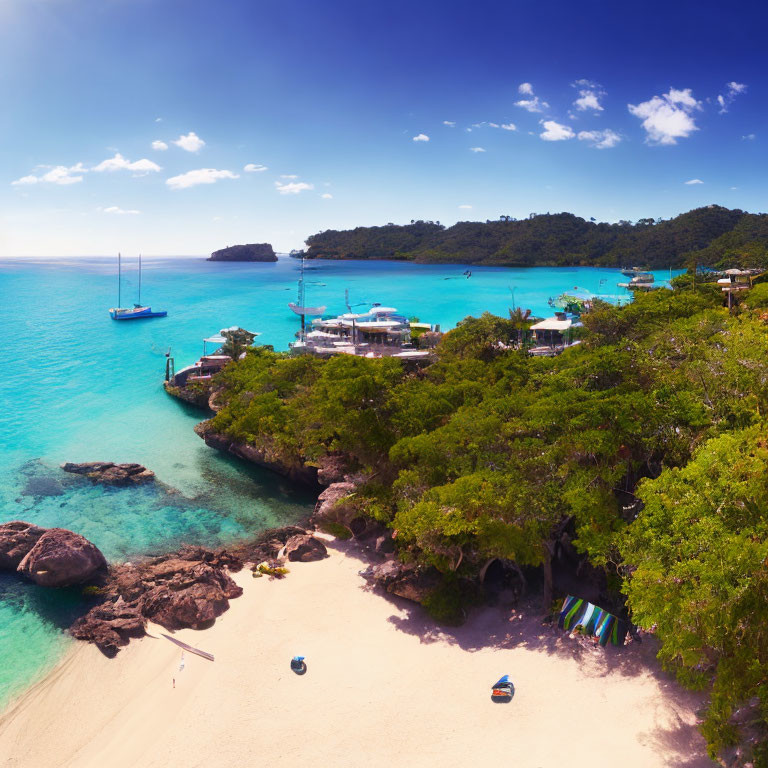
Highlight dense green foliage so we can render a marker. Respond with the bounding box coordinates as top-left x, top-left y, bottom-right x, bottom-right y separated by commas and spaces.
304, 205, 768, 269
207, 285, 768, 757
